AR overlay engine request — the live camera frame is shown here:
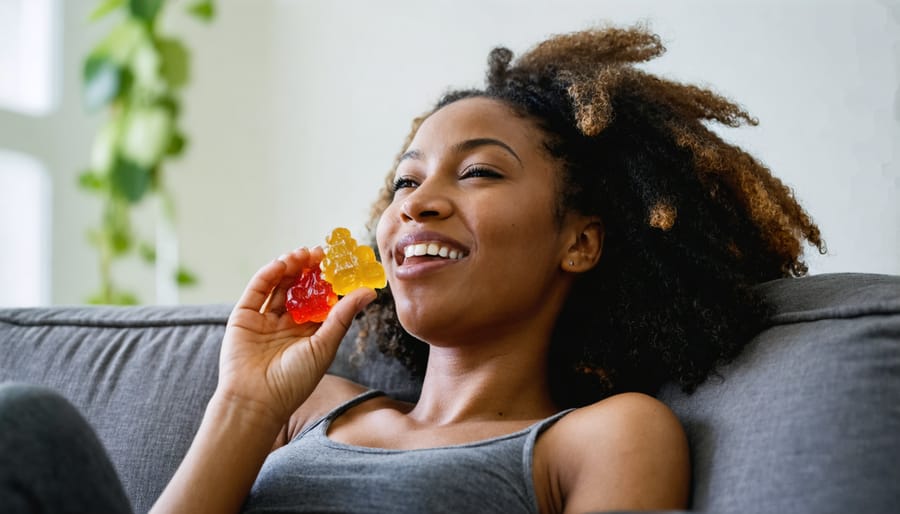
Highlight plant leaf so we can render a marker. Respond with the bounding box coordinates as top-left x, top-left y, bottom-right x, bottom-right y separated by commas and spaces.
130, 40, 165, 93
157, 95, 180, 116
89, 0, 125, 21
187, 1, 215, 22
93, 19, 148, 64
78, 170, 107, 192
129, 0, 164, 22
175, 266, 198, 286
166, 131, 187, 157
157, 38, 190, 88
121, 107, 173, 168
110, 157, 152, 203
83, 55, 121, 111
104, 199, 134, 254
110, 229, 132, 254
90, 121, 119, 172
